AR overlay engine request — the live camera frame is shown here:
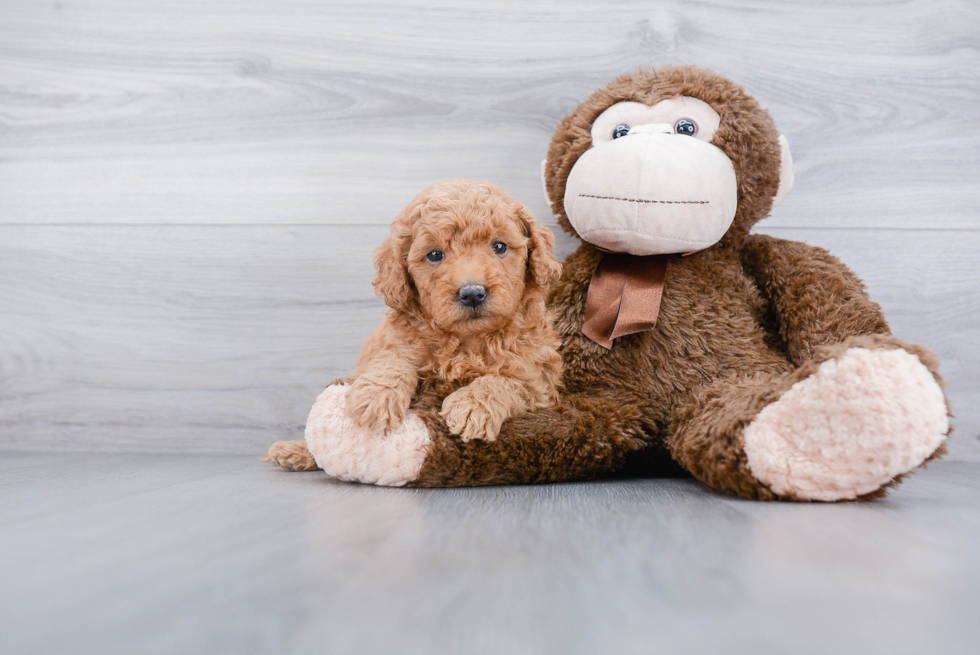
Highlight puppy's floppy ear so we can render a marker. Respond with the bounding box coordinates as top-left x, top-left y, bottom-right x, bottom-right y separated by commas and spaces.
516, 204, 562, 290
373, 206, 416, 311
